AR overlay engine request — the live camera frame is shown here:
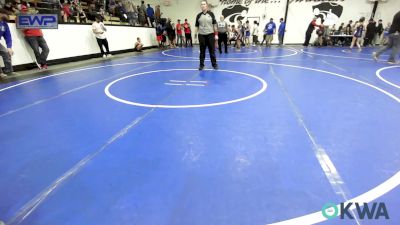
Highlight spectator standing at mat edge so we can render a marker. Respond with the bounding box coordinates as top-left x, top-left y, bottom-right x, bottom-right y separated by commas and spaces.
252, 21, 259, 46
375, 19, 384, 46
176, 19, 184, 47
278, 18, 286, 46
373, 10, 400, 64
0, 9, 14, 78
303, 17, 319, 46
184, 19, 193, 47
364, 18, 376, 47
262, 18, 276, 47
217, 15, 228, 54
92, 15, 112, 58
21, 5, 50, 70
